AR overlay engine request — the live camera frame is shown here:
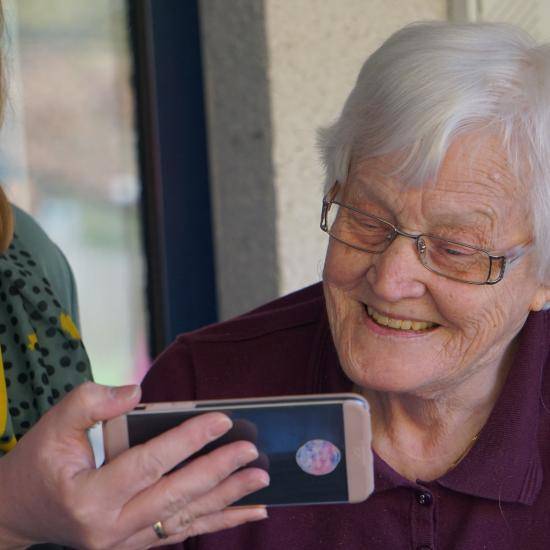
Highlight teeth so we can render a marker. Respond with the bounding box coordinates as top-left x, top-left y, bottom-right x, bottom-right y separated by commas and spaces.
366, 305, 435, 331
387, 318, 401, 329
